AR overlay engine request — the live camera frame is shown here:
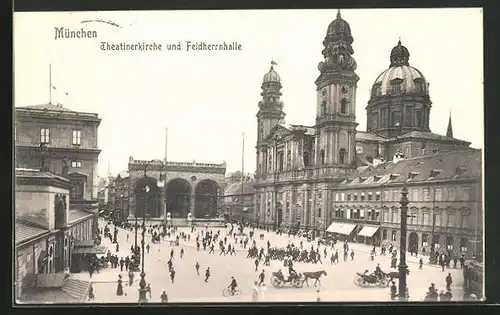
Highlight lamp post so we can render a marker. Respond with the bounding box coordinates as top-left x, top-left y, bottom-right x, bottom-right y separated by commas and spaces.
274, 134, 279, 231
398, 186, 409, 301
